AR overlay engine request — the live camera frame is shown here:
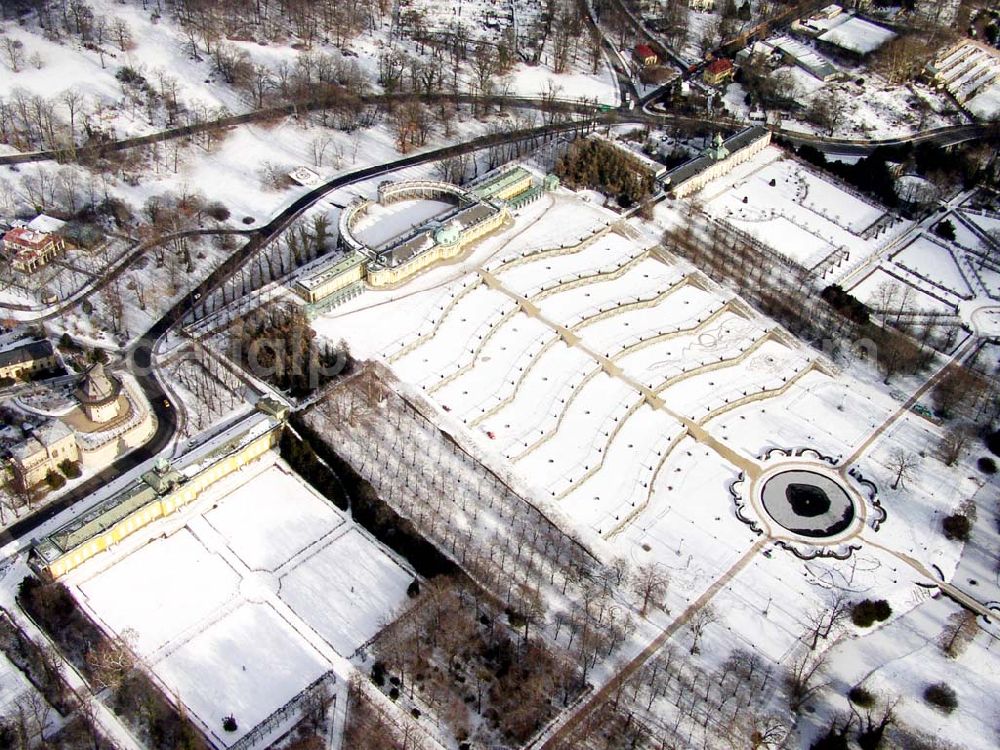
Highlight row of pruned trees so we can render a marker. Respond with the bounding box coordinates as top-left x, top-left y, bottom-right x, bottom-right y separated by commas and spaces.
370, 575, 582, 746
